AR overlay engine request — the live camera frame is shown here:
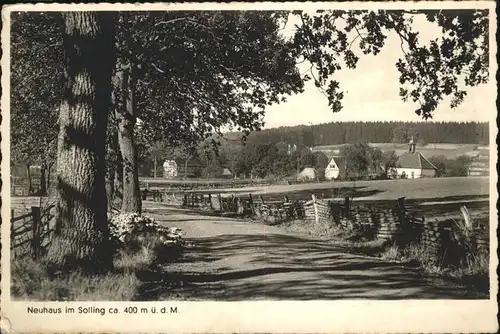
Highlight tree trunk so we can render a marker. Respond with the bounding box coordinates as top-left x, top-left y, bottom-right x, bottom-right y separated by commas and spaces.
105, 128, 119, 208
46, 12, 115, 274
47, 163, 52, 193
26, 163, 33, 195
105, 156, 116, 209
39, 160, 47, 196
184, 158, 190, 179
114, 151, 123, 206
114, 56, 141, 214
